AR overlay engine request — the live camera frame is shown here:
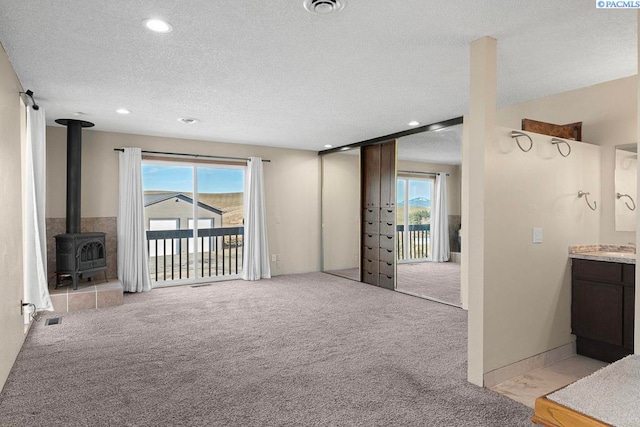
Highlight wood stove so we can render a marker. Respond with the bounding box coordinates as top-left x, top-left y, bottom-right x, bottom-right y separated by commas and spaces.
53, 118, 107, 290
55, 232, 107, 290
